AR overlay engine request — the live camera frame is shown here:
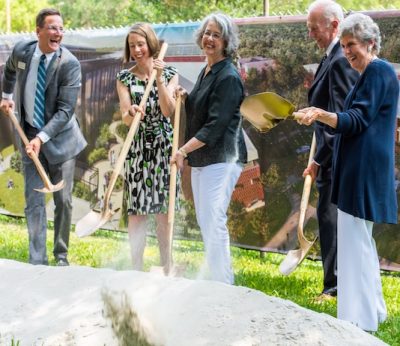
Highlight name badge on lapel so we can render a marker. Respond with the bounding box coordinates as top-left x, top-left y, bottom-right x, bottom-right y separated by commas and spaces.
17, 61, 26, 70
131, 84, 145, 94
